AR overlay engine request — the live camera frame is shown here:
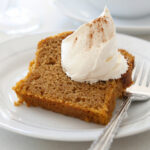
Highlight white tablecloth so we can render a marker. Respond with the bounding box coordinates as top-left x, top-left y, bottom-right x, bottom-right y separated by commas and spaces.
0, 1, 150, 150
